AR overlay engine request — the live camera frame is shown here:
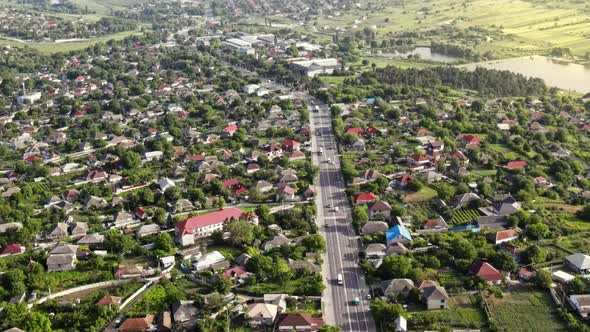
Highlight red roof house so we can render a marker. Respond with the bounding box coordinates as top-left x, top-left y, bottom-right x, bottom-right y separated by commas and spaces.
469, 261, 503, 284
281, 139, 301, 152
356, 192, 377, 204
96, 295, 122, 306
487, 228, 520, 245
175, 208, 252, 246
345, 127, 364, 135
0, 244, 25, 257
223, 266, 249, 279
407, 153, 431, 165
234, 187, 248, 197
459, 134, 481, 145
223, 178, 240, 188
119, 315, 154, 332
223, 125, 238, 136
276, 313, 325, 332
135, 207, 148, 219
504, 161, 528, 170
366, 127, 381, 135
